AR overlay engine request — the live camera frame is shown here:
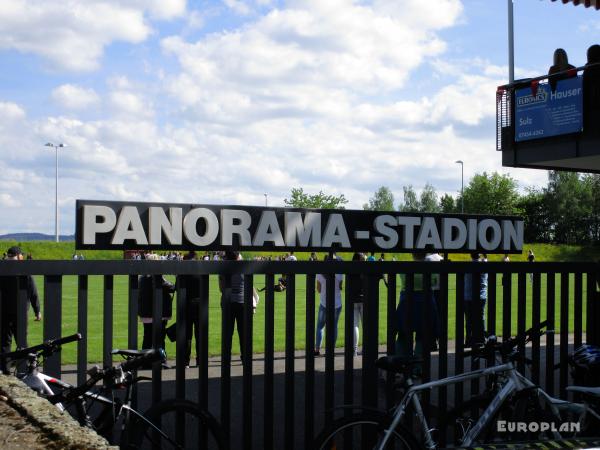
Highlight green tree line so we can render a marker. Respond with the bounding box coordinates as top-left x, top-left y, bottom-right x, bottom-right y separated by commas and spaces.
287, 171, 600, 245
